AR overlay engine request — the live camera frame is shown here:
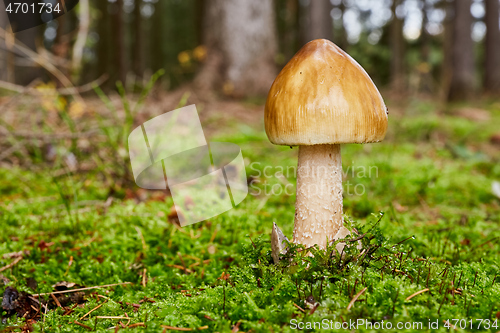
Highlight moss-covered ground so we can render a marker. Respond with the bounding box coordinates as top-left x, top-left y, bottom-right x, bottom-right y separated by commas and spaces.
1, 96, 499, 332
